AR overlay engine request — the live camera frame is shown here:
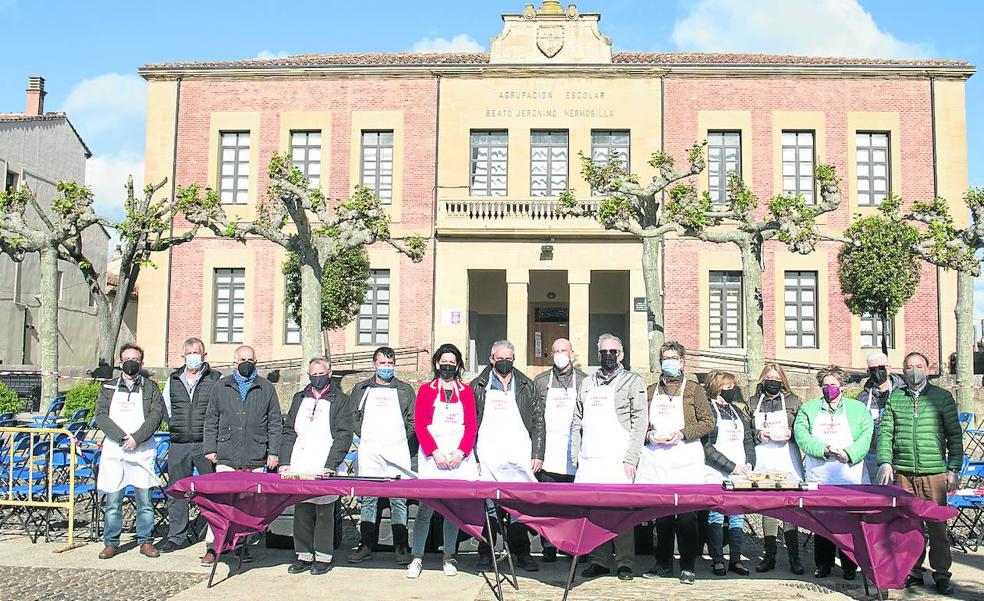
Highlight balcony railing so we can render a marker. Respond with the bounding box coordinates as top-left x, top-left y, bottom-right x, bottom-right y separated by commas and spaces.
438, 198, 613, 234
